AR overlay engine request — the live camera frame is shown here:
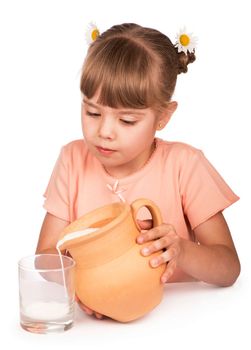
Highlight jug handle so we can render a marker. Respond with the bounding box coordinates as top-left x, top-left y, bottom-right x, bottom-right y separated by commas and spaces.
131, 198, 163, 231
